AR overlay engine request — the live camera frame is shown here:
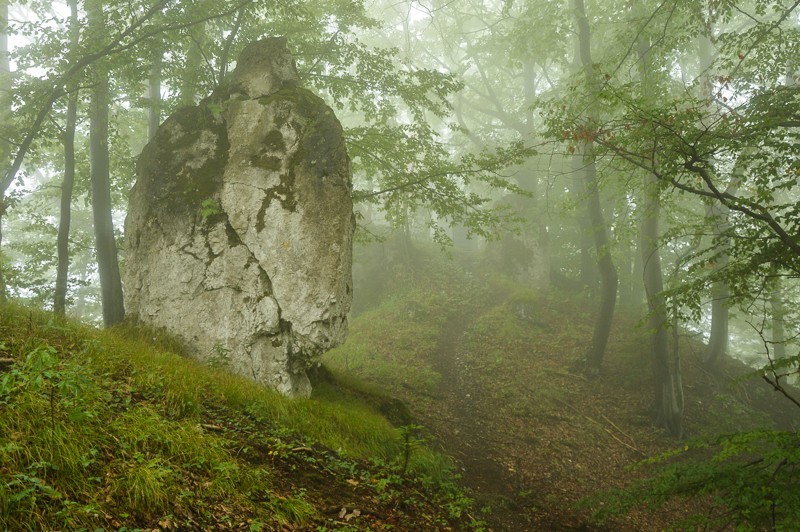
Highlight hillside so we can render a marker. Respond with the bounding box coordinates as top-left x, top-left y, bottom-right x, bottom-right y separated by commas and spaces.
0, 303, 476, 530
2, 246, 798, 530
325, 245, 800, 530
